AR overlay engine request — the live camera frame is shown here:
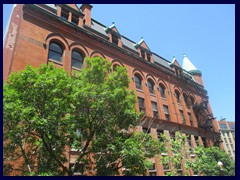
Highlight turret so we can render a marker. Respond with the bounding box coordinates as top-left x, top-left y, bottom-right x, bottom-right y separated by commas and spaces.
182, 53, 204, 86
